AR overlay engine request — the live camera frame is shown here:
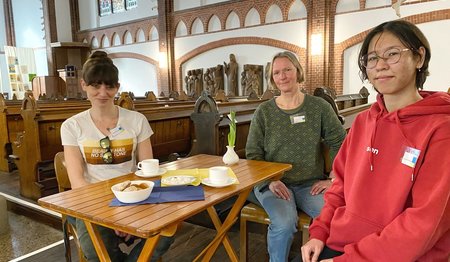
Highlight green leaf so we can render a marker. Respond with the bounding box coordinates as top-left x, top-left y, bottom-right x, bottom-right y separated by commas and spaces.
228, 110, 236, 147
